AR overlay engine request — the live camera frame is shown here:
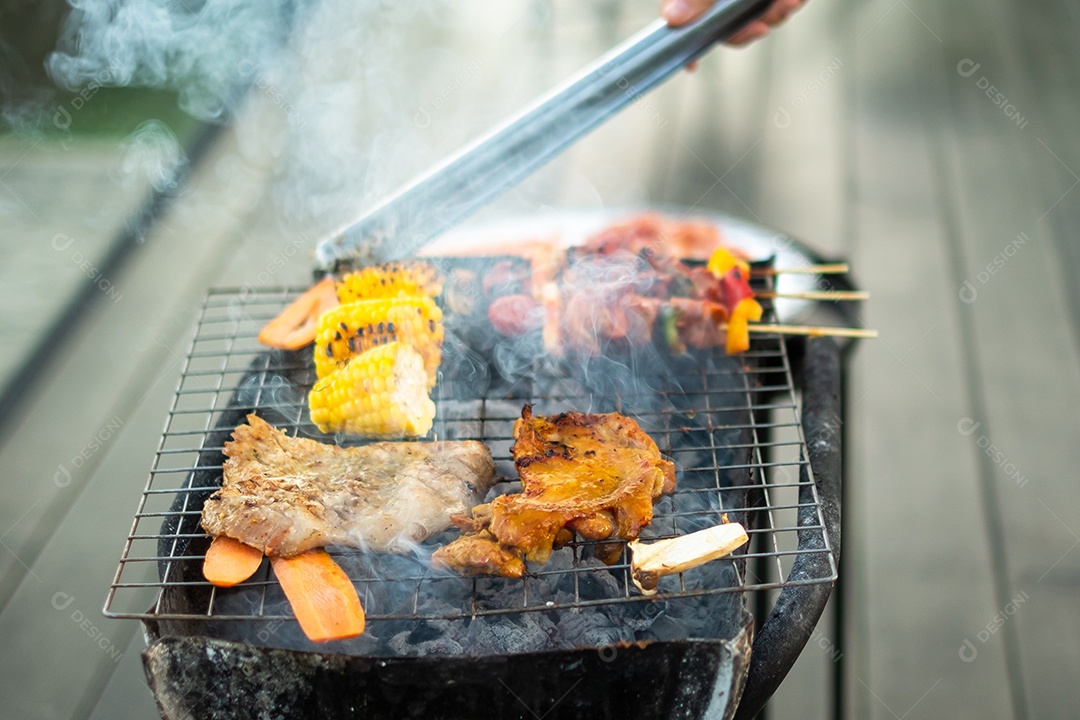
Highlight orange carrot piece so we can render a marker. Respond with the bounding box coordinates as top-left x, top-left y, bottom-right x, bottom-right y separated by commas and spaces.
270, 549, 366, 642
203, 536, 264, 588
257, 277, 339, 350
